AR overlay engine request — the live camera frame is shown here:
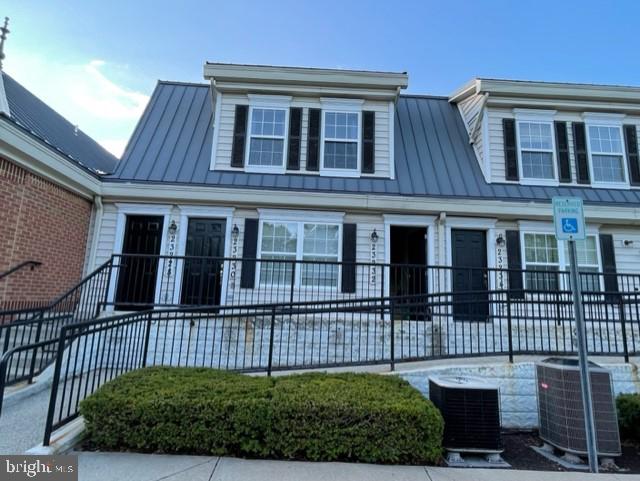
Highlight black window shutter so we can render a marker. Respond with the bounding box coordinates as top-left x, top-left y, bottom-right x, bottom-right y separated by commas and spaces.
572, 122, 590, 184
623, 124, 640, 186
341, 224, 357, 293
287, 107, 302, 170
506, 230, 524, 299
306, 108, 321, 171
503, 119, 519, 181
240, 218, 259, 289
231, 105, 248, 168
554, 121, 571, 183
361, 111, 375, 174
599, 234, 619, 300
